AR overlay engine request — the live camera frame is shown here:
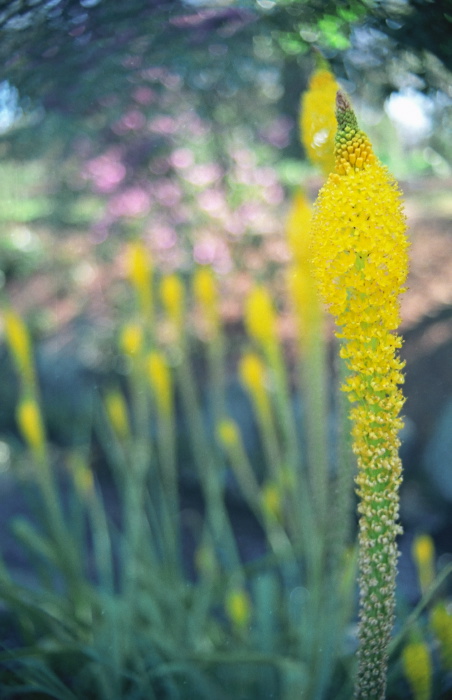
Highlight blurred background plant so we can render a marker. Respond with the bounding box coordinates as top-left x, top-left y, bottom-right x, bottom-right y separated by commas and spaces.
0, 0, 452, 698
